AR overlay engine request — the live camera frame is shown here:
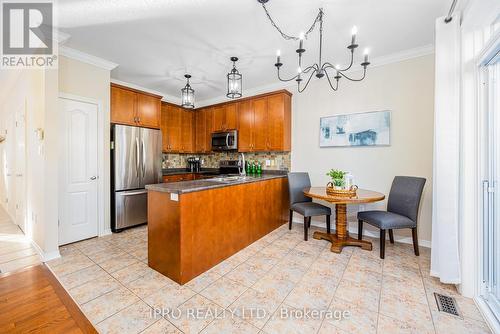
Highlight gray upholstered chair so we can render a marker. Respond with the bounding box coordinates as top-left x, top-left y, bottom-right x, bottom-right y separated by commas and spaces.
357, 176, 426, 259
287, 172, 331, 241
